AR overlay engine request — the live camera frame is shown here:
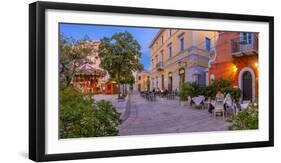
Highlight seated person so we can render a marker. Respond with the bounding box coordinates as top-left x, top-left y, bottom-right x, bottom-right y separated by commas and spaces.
216, 91, 224, 104
224, 93, 233, 112
208, 91, 224, 114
